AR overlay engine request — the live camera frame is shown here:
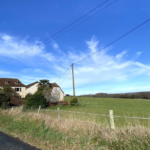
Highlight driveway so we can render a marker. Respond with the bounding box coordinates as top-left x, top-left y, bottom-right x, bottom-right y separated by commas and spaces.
0, 131, 41, 150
